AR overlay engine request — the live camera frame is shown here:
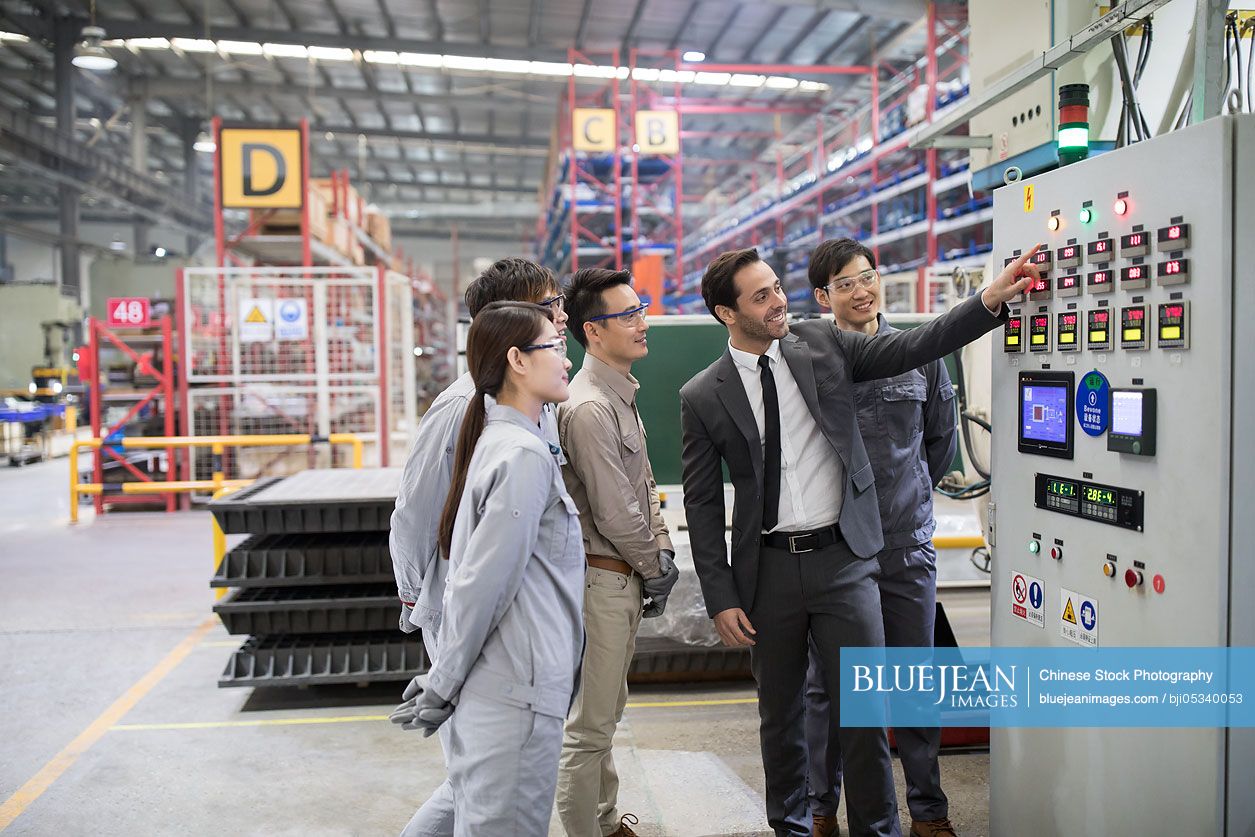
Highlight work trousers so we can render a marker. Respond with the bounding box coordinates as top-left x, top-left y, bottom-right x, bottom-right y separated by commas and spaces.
556, 567, 644, 836
805, 542, 946, 822
749, 539, 900, 837
401, 629, 454, 837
